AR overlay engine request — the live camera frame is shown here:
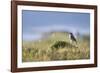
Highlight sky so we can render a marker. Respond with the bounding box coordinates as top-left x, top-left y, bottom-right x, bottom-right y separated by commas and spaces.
22, 10, 90, 41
